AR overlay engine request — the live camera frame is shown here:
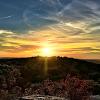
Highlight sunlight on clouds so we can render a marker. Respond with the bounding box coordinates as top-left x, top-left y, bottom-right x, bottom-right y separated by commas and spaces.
5, 38, 35, 45
58, 42, 100, 49
0, 0, 100, 59
0, 30, 14, 34
0, 28, 100, 59
2, 43, 20, 47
